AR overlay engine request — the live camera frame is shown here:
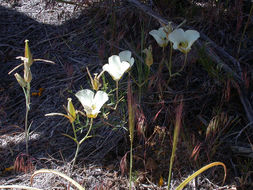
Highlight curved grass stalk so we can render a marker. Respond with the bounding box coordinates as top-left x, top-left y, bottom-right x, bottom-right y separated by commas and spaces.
175, 162, 227, 190
127, 79, 135, 190
31, 169, 85, 190
167, 100, 183, 189
0, 185, 42, 190
0, 185, 43, 190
